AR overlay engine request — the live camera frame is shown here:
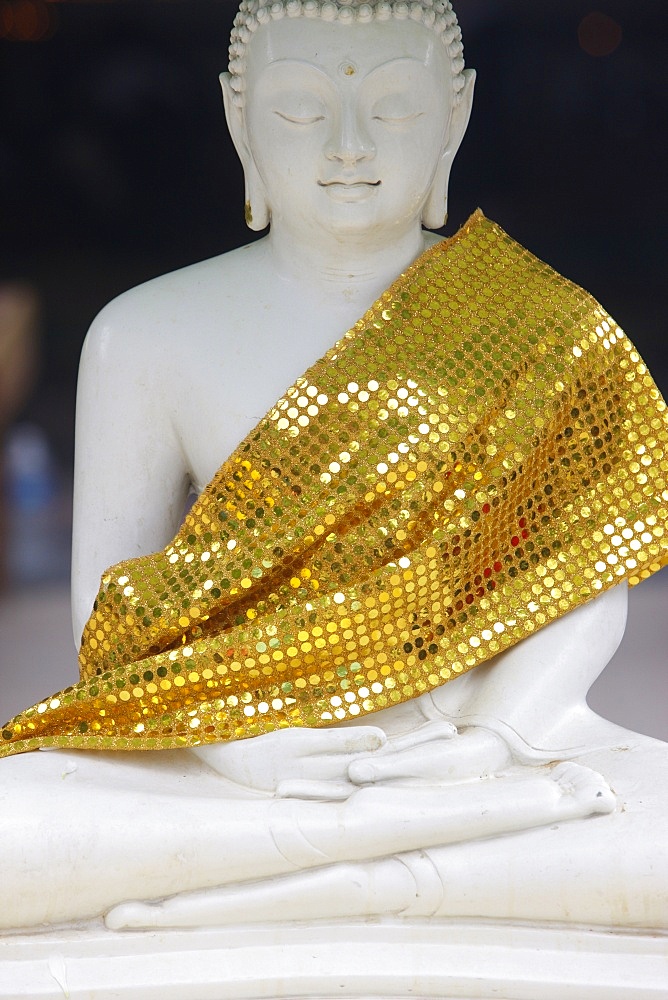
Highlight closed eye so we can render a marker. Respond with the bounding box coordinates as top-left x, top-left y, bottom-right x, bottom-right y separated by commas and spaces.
372, 112, 425, 125
274, 111, 326, 125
